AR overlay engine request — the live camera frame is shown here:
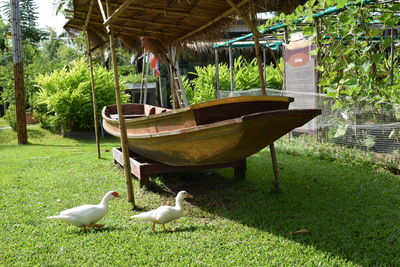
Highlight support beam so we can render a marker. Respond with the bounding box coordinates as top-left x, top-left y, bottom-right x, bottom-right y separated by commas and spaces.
270, 143, 281, 192
139, 53, 146, 104
263, 47, 266, 84
123, 5, 204, 17
240, 0, 279, 191
97, 0, 108, 23
176, 0, 250, 43
283, 27, 289, 91
228, 44, 234, 91
75, 20, 179, 36
83, 0, 95, 30
106, 0, 135, 206
390, 27, 394, 85
73, 10, 187, 29
225, 0, 261, 38
85, 32, 101, 159
11, 0, 27, 144
104, 0, 135, 26
215, 48, 220, 98
165, 47, 187, 108
248, 0, 266, 95
314, 18, 322, 93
